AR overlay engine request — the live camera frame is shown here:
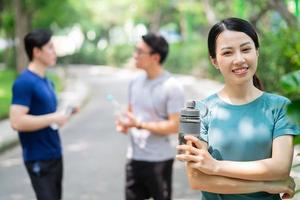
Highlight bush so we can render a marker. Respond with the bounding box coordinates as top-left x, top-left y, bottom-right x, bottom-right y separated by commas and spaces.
106, 44, 133, 67
57, 42, 133, 68
58, 41, 107, 65
166, 41, 200, 73
56, 38, 219, 77
280, 70, 300, 129
259, 27, 300, 93
0, 47, 17, 70
0, 69, 16, 119
165, 39, 209, 75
